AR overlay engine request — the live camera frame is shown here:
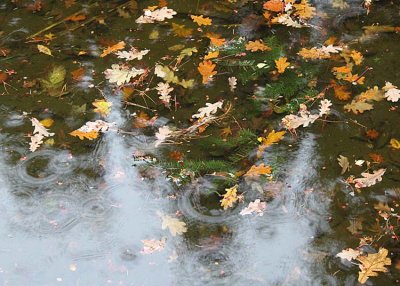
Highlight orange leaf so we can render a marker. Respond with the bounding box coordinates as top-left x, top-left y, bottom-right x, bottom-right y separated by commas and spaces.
244, 163, 272, 177
198, 60, 217, 84
350, 50, 363, 65
257, 130, 285, 157
66, 14, 86, 22
69, 130, 99, 140
0, 71, 8, 84
275, 57, 290, 74
263, 0, 285, 12
100, 41, 126, 58
245, 40, 271, 52
204, 51, 219, 60
191, 15, 212, 26
71, 67, 85, 81
366, 129, 379, 140
333, 85, 351, 101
